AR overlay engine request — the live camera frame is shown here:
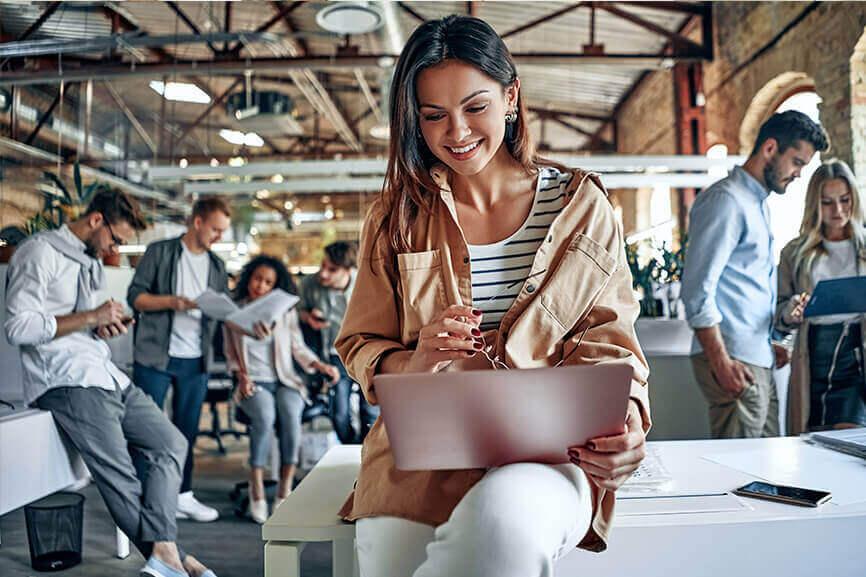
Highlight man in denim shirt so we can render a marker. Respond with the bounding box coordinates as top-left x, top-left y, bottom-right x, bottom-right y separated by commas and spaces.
682, 111, 828, 438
